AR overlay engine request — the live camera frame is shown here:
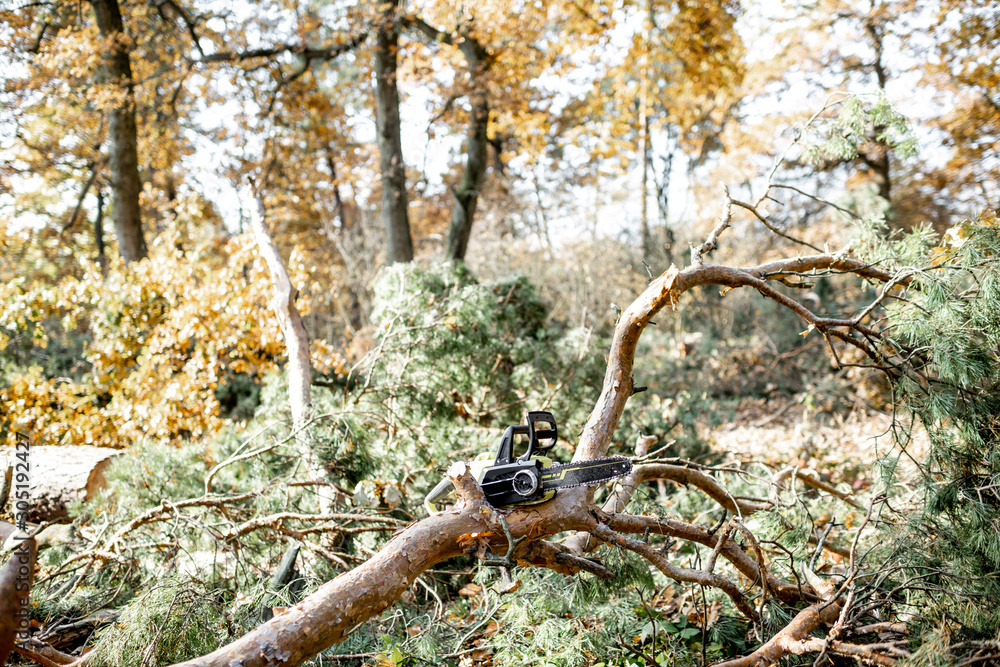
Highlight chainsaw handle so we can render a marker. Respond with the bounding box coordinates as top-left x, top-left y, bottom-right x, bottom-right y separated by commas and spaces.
424, 477, 454, 515
521, 411, 558, 461
493, 412, 559, 465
